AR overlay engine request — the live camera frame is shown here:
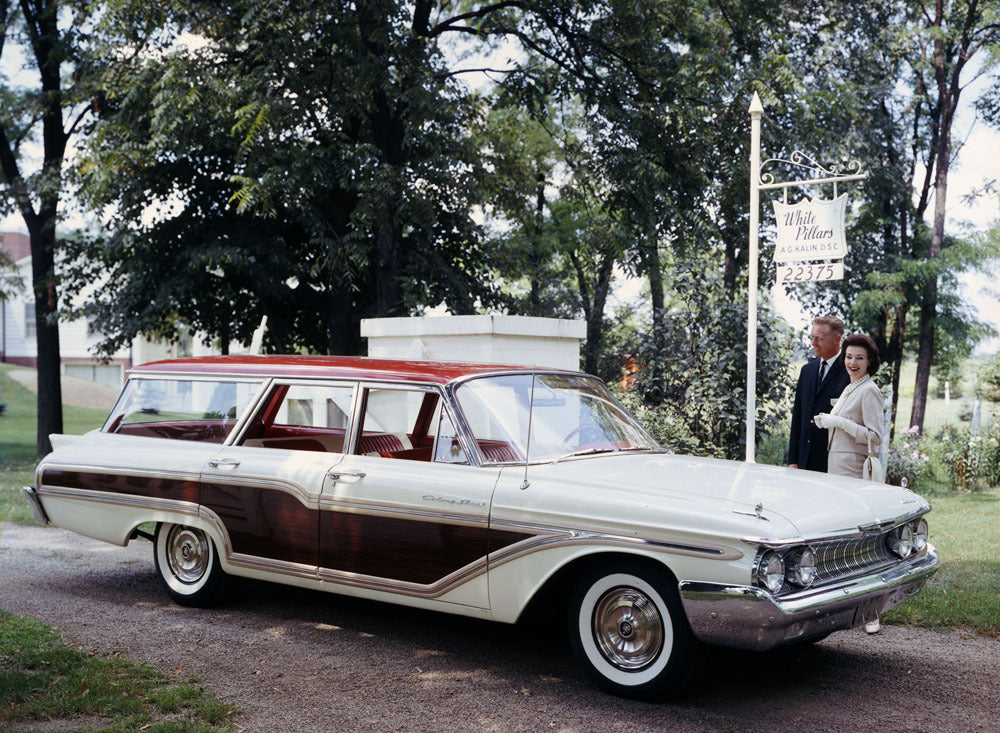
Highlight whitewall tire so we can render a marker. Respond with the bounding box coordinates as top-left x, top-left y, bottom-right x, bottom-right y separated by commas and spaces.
153, 523, 229, 607
567, 561, 703, 700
